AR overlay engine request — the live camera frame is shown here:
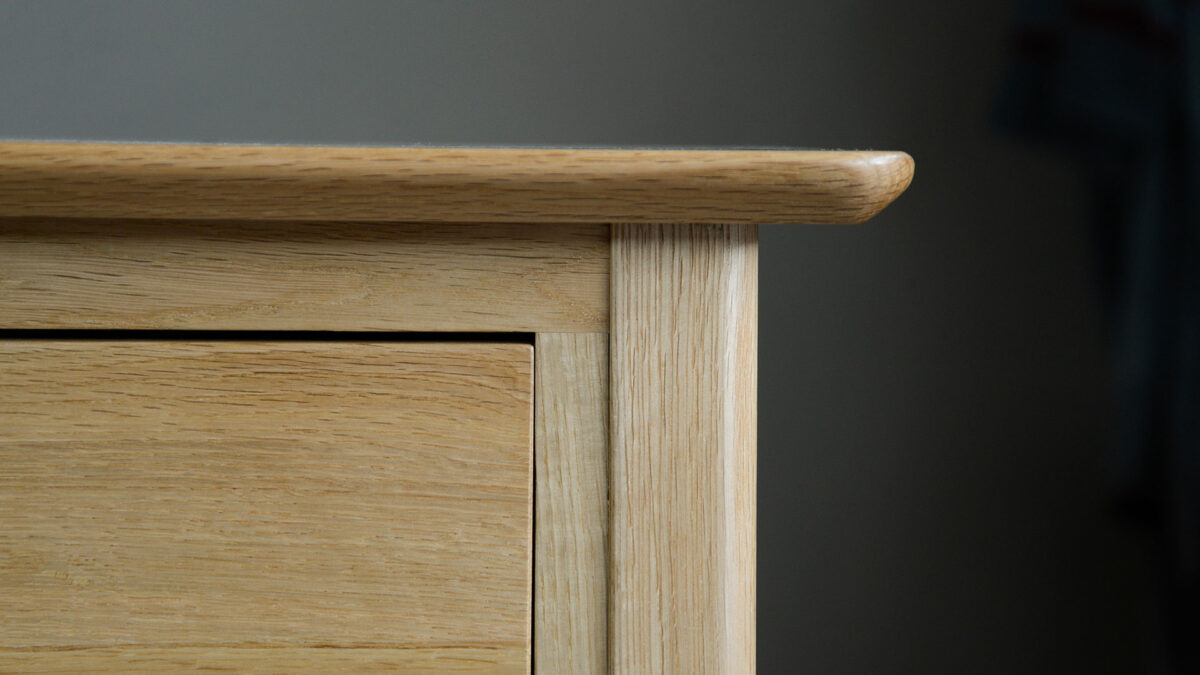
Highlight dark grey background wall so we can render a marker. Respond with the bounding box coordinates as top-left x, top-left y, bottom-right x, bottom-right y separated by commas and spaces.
0, 2, 1151, 671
